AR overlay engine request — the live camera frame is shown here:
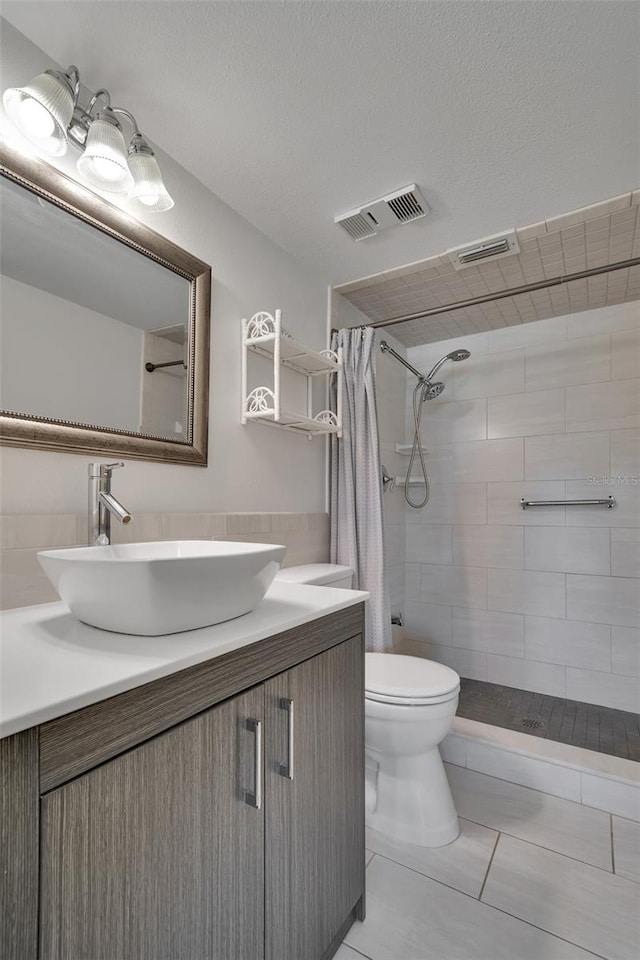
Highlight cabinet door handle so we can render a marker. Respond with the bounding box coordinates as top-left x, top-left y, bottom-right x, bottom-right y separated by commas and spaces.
245, 718, 262, 809
278, 698, 295, 780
